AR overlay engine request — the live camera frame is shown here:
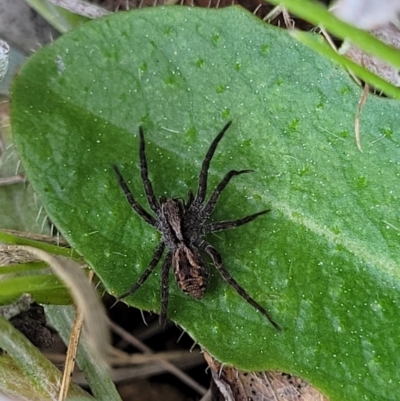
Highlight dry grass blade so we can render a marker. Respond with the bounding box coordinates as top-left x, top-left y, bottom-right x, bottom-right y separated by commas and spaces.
58, 270, 95, 401
46, 0, 111, 18
199, 388, 212, 401
59, 305, 84, 401
0, 246, 40, 265
0, 229, 69, 247
354, 84, 369, 152
0, 174, 25, 186
0, 39, 9, 82
73, 351, 205, 384
109, 347, 203, 366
